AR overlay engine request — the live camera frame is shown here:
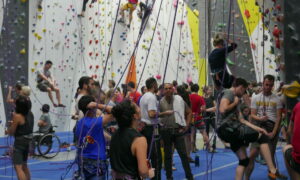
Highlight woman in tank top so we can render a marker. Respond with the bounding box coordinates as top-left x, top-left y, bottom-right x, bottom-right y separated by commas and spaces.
110, 100, 154, 180
6, 96, 34, 180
